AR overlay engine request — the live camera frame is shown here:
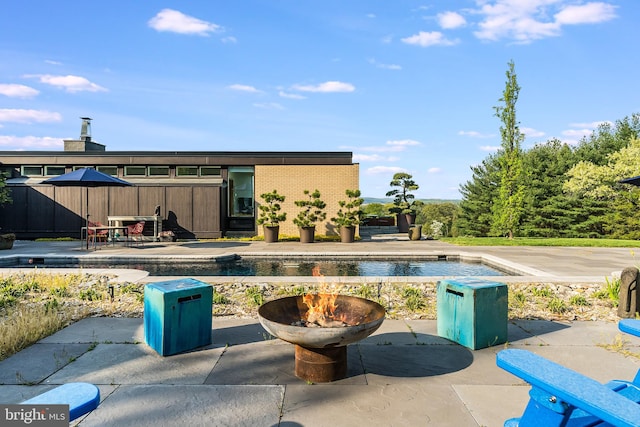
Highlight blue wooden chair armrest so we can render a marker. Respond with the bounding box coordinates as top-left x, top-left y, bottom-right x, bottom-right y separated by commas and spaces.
22, 382, 100, 421
497, 349, 640, 427
619, 319, 640, 338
